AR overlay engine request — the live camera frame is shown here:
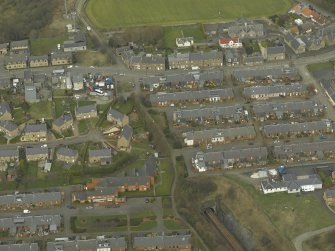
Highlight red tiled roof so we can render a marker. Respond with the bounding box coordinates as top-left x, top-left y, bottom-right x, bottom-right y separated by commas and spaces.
219, 37, 239, 45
